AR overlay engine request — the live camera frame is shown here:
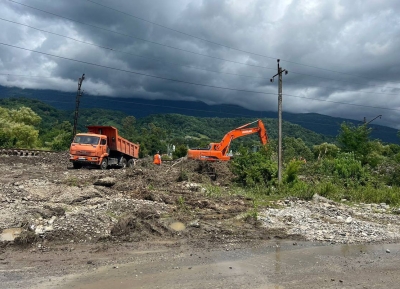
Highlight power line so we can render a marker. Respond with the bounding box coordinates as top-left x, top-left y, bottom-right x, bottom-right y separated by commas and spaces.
289, 70, 400, 91
7, 1, 399, 92
0, 17, 269, 81
0, 73, 400, 126
2, 42, 400, 114
0, 42, 277, 96
6, 19, 398, 95
6, 1, 277, 71
83, 0, 395, 84
0, 73, 63, 80
284, 93, 400, 112
286, 77, 399, 97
